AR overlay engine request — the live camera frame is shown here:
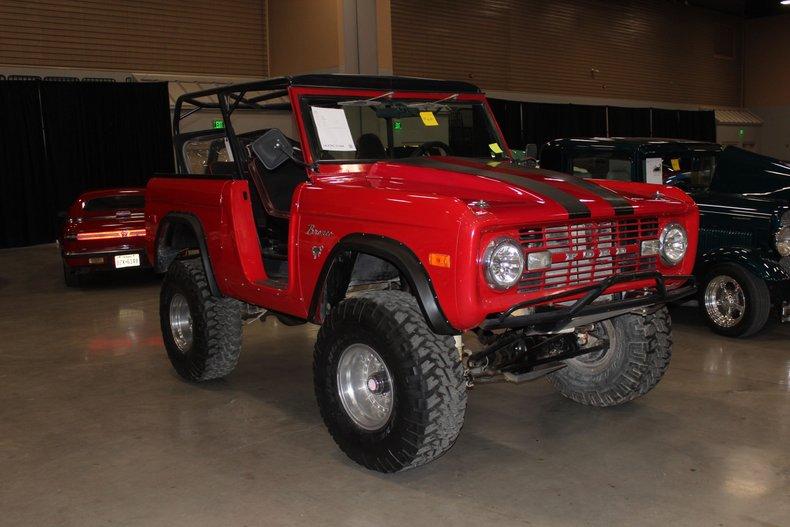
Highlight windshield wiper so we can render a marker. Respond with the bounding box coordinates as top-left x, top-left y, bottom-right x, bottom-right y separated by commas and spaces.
405, 93, 459, 112
338, 91, 394, 107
